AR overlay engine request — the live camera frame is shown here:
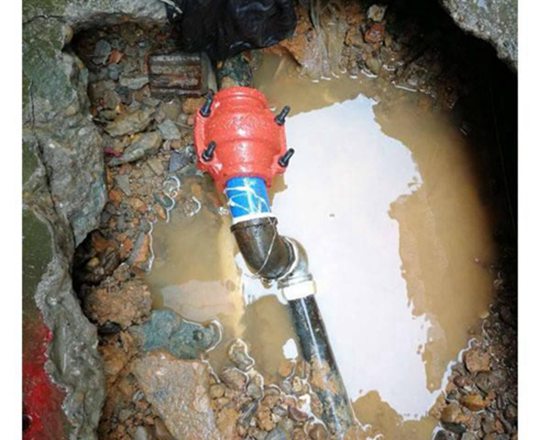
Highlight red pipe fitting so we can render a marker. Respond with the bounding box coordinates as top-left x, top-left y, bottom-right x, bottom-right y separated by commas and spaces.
194, 86, 289, 192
